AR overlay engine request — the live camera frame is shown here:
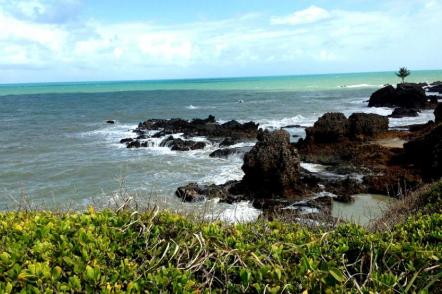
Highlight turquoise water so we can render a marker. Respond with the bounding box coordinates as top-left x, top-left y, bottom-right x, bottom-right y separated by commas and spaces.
0, 70, 441, 211
1, 70, 441, 95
